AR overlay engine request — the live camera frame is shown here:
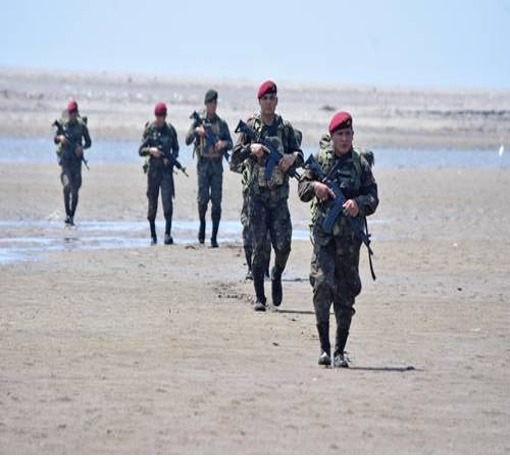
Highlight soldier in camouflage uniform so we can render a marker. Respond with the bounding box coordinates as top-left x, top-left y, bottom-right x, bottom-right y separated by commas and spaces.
139, 102, 180, 245
53, 99, 92, 226
231, 80, 303, 311
186, 89, 233, 248
230, 158, 271, 280
298, 112, 378, 367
